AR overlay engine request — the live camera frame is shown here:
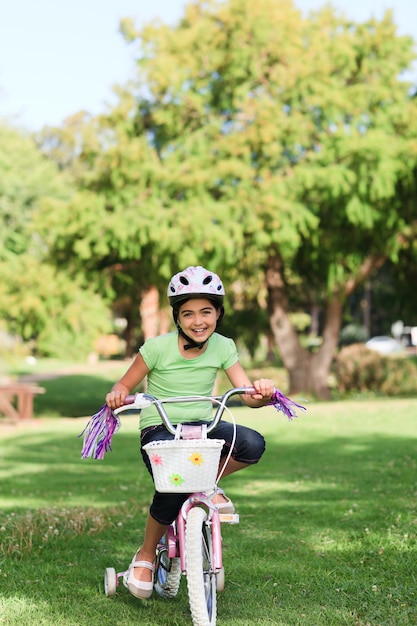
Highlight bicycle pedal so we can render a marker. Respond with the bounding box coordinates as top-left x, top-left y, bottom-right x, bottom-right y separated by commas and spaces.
219, 513, 239, 524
